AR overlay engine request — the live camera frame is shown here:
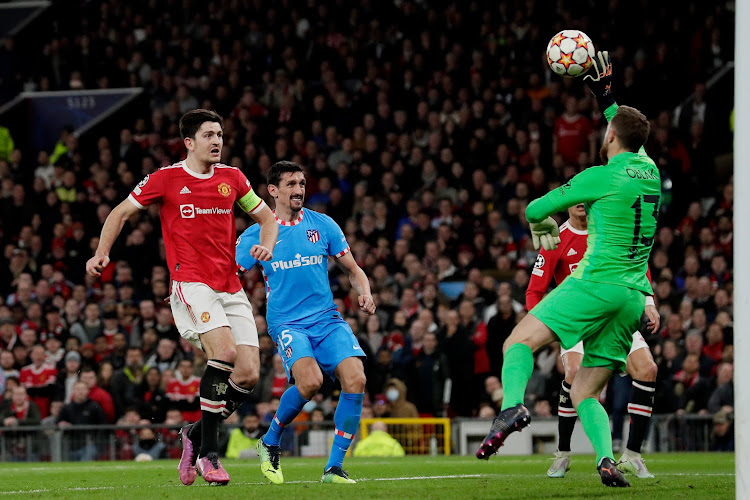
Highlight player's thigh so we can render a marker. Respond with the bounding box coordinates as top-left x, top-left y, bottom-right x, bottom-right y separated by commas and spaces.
290, 356, 324, 397
220, 289, 259, 348
198, 326, 236, 361
310, 318, 365, 380
171, 281, 230, 348
505, 308, 557, 353
530, 278, 611, 351
582, 287, 645, 373
271, 326, 316, 381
